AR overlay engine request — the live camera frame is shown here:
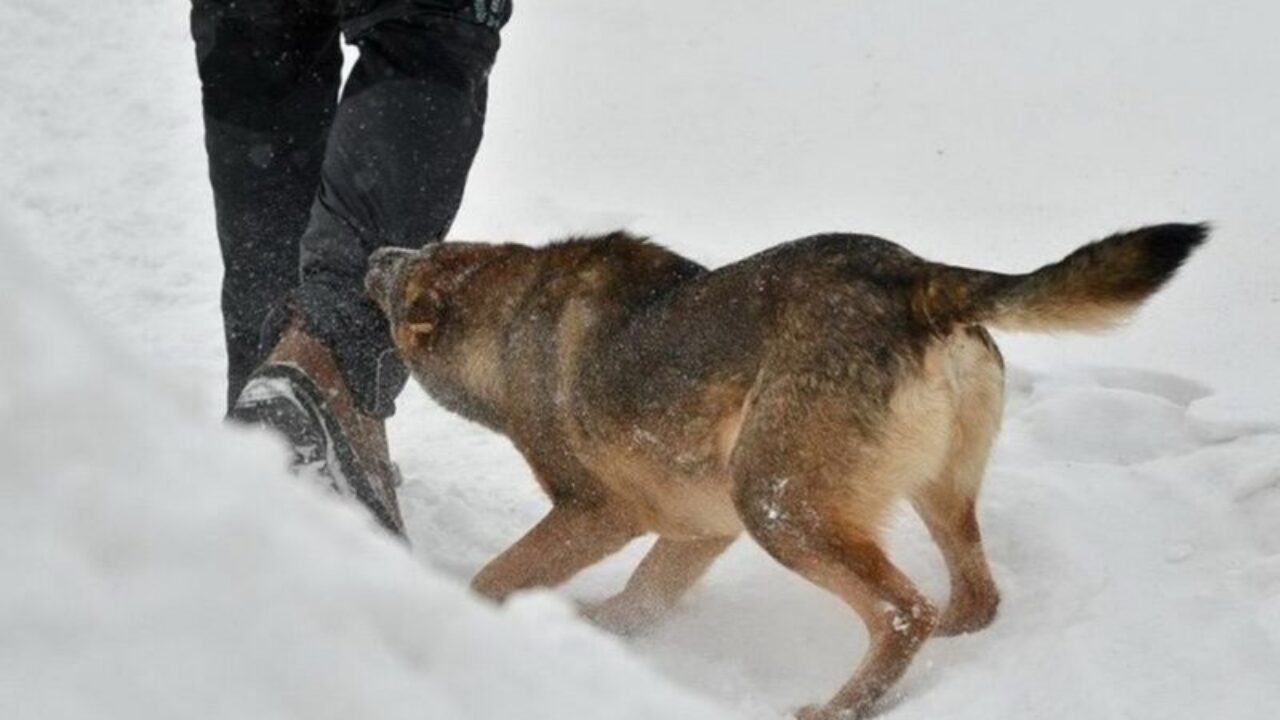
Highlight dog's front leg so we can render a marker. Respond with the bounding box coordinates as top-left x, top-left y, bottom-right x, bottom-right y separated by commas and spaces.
471, 503, 640, 602
581, 535, 737, 635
